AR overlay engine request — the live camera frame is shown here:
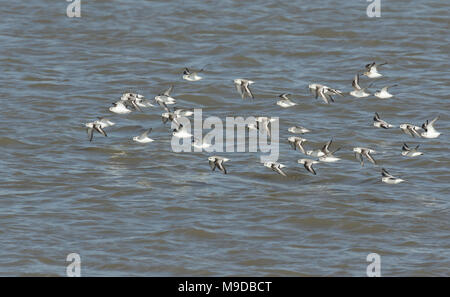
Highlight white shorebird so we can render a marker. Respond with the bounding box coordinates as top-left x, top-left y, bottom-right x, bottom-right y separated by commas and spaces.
350, 73, 372, 98
121, 93, 154, 108
317, 139, 341, 162
421, 116, 441, 139
256, 117, 277, 138
308, 83, 323, 98
183, 67, 204, 81
121, 92, 144, 103
155, 85, 177, 106
399, 123, 422, 138
309, 84, 343, 104
401, 143, 423, 157
264, 162, 287, 177
192, 137, 211, 150
353, 147, 377, 166
374, 85, 397, 99
208, 156, 229, 174
306, 139, 335, 157
234, 79, 254, 99
109, 101, 133, 114
161, 112, 181, 127
373, 112, 395, 129
247, 122, 259, 132
172, 124, 192, 138
381, 168, 405, 184
133, 128, 154, 143
319, 151, 341, 163
288, 126, 310, 134
85, 119, 111, 142
297, 158, 319, 175
277, 93, 297, 108
363, 62, 387, 78
288, 136, 307, 154
318, 86, 343, 104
